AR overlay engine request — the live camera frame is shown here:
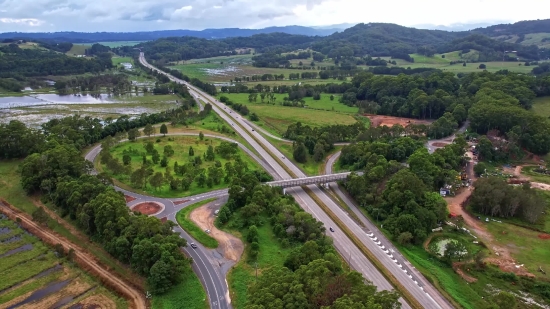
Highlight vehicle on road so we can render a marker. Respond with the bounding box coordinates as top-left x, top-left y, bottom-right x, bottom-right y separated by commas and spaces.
190, 243, 198, 249
282, 156, 285, 159
215, 210, 220, 215
205, 229, 211, 234
329, 227, 335, 232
